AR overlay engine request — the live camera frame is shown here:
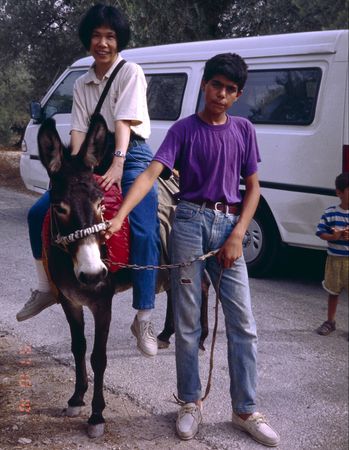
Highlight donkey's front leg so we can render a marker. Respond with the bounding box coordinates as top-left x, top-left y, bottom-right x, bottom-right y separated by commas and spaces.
87, 298, 112, 438
60, 298, 88, 417
157, 291, 174, 348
